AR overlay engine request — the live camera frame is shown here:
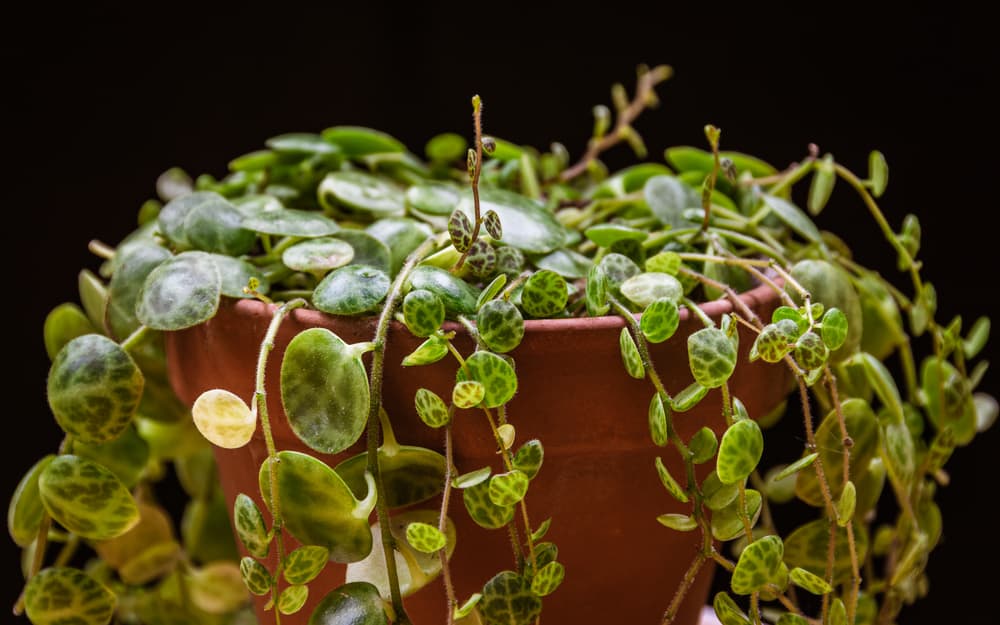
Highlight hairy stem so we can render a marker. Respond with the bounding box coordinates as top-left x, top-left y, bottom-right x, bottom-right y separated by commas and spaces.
439, 422, 457, 625
453, 96, 484, 272
660, 553, 706, 625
